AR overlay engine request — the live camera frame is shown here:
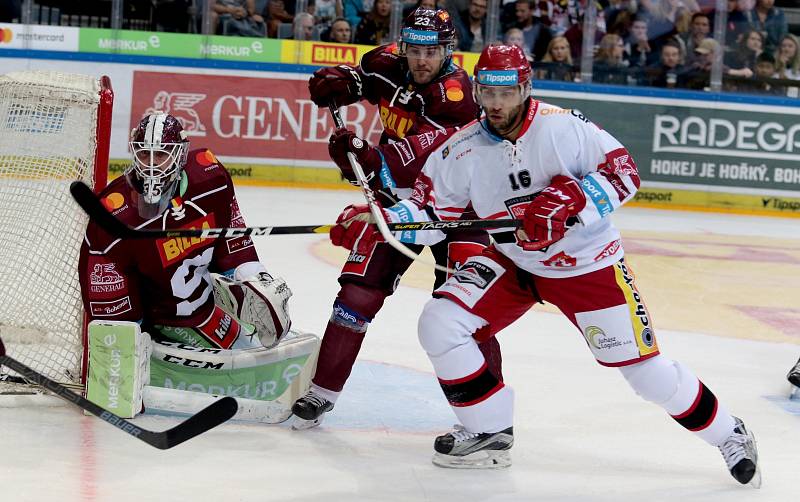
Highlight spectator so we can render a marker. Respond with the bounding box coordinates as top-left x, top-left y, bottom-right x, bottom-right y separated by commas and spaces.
454, 0, 490, 52
627, 16, 657, 68
683, 12, 710, 63
537, 35, 575, 81
725, 0, 750, 47
645, 39, 685, 87
505, 28, 536, 62
324, 17, 353, 43
605, 0, 637, 36
344, 0, 374, 32
0, 0, 21, 23
354, 0, 391, 45
155, 1, 191, 32
293, 12, 315, 40
316, 0, 343, 25
739, 51, 784, 94
562, 1, 606, 63
265, 0, 294, 38
679, 38, 753, 90
642, 0, 687, 51
776, 34, 800, 80
725, 28, 764, 73
515, 0, 553, 61
212, 0, 266, 36
593, 33, 630, 85
746, 0, 787, 53
404, 0, 437, 18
